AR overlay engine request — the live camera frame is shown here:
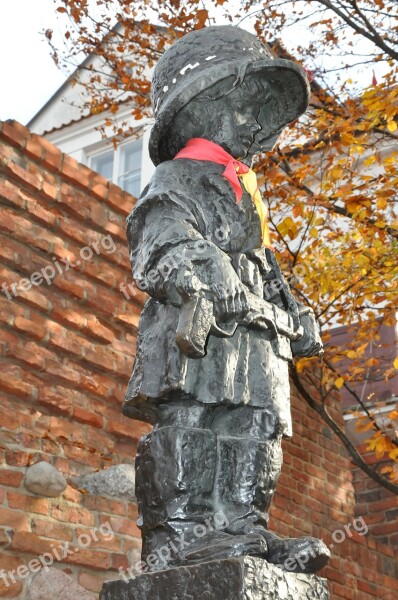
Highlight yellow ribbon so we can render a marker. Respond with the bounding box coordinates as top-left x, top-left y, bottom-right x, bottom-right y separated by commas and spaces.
238, 169, 271, 248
